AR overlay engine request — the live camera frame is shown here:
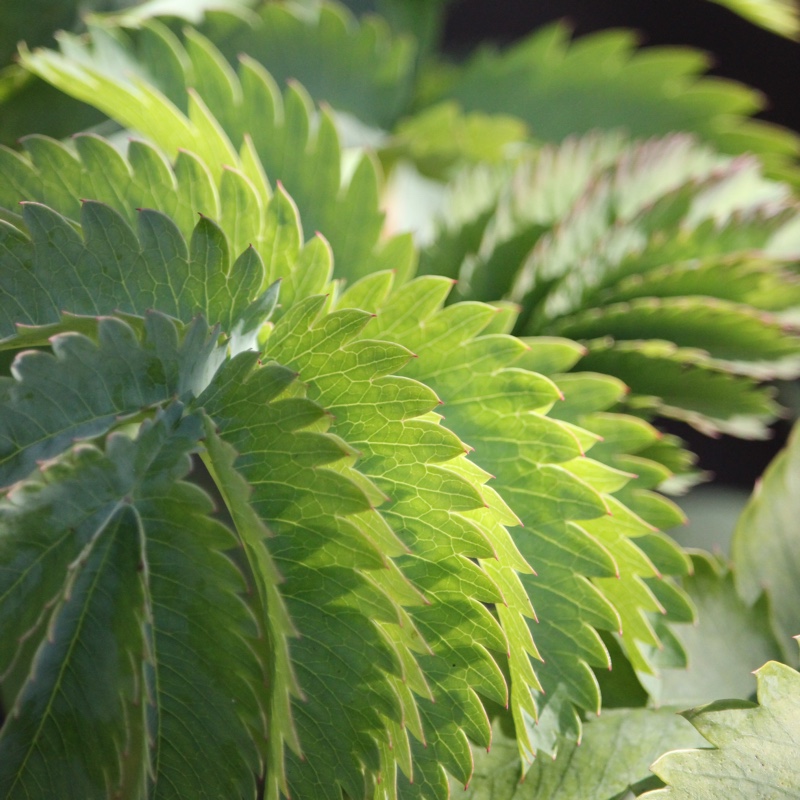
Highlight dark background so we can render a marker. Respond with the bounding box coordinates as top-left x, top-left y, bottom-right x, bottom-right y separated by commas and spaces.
443, 0, 800, 486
